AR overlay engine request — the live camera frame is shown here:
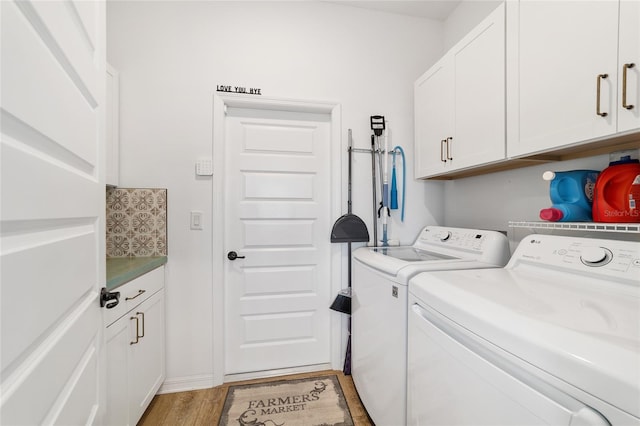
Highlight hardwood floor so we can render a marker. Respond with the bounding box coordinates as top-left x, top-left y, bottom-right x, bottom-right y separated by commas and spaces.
138, 370, 373, 425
